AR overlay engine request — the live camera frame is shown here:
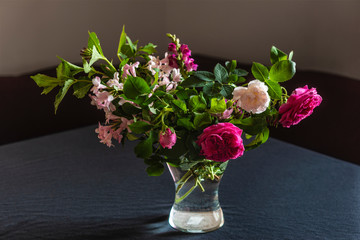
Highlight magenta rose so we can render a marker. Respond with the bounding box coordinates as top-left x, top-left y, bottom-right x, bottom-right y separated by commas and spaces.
159, 128, 177, 149
167, 54, 178, 68
279, 85, 322, 128
196, 123, 244, 162
168, 43, 177, 54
